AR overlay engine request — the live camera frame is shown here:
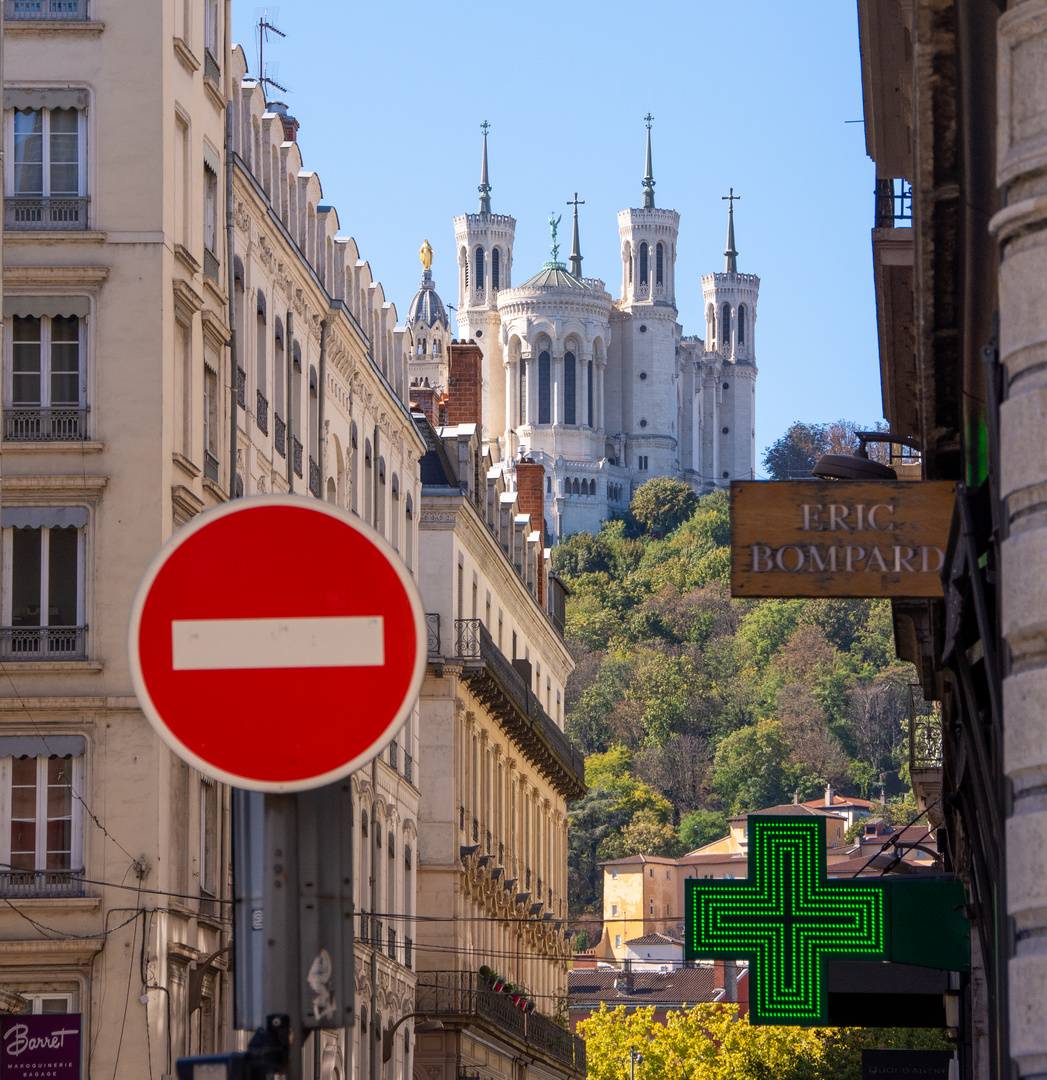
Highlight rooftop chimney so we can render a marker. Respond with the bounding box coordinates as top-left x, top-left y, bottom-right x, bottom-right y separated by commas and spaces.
410, 383, 439, 429
446, 342, 483, 428
268, 101, 299, 143
825, 783, 834, 807
514, 459, 546, 608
